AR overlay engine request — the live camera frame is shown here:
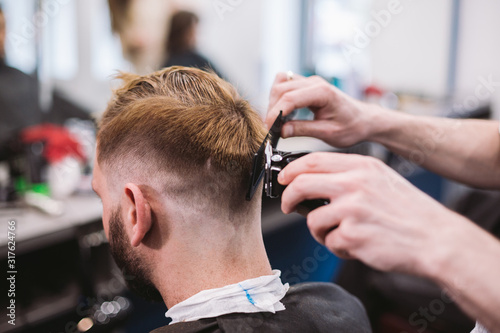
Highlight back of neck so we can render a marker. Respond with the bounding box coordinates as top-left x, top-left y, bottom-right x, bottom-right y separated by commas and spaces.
153, 223, 273, 308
